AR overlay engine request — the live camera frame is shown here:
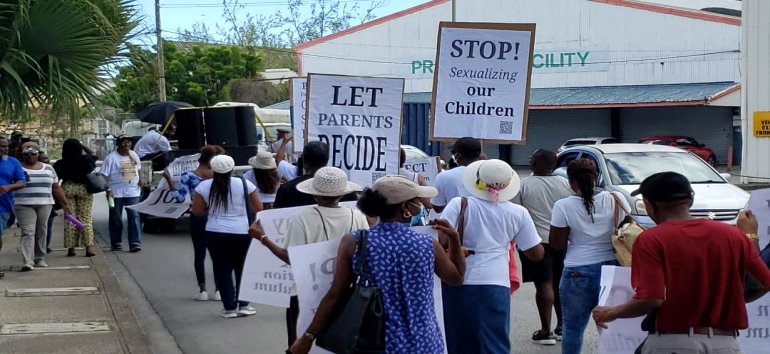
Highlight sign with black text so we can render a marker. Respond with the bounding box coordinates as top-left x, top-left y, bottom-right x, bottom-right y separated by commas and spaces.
291, 77, 307, 152
403, 156, 442, 186
305, 74, 404, 186
430, 22, 536, 143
